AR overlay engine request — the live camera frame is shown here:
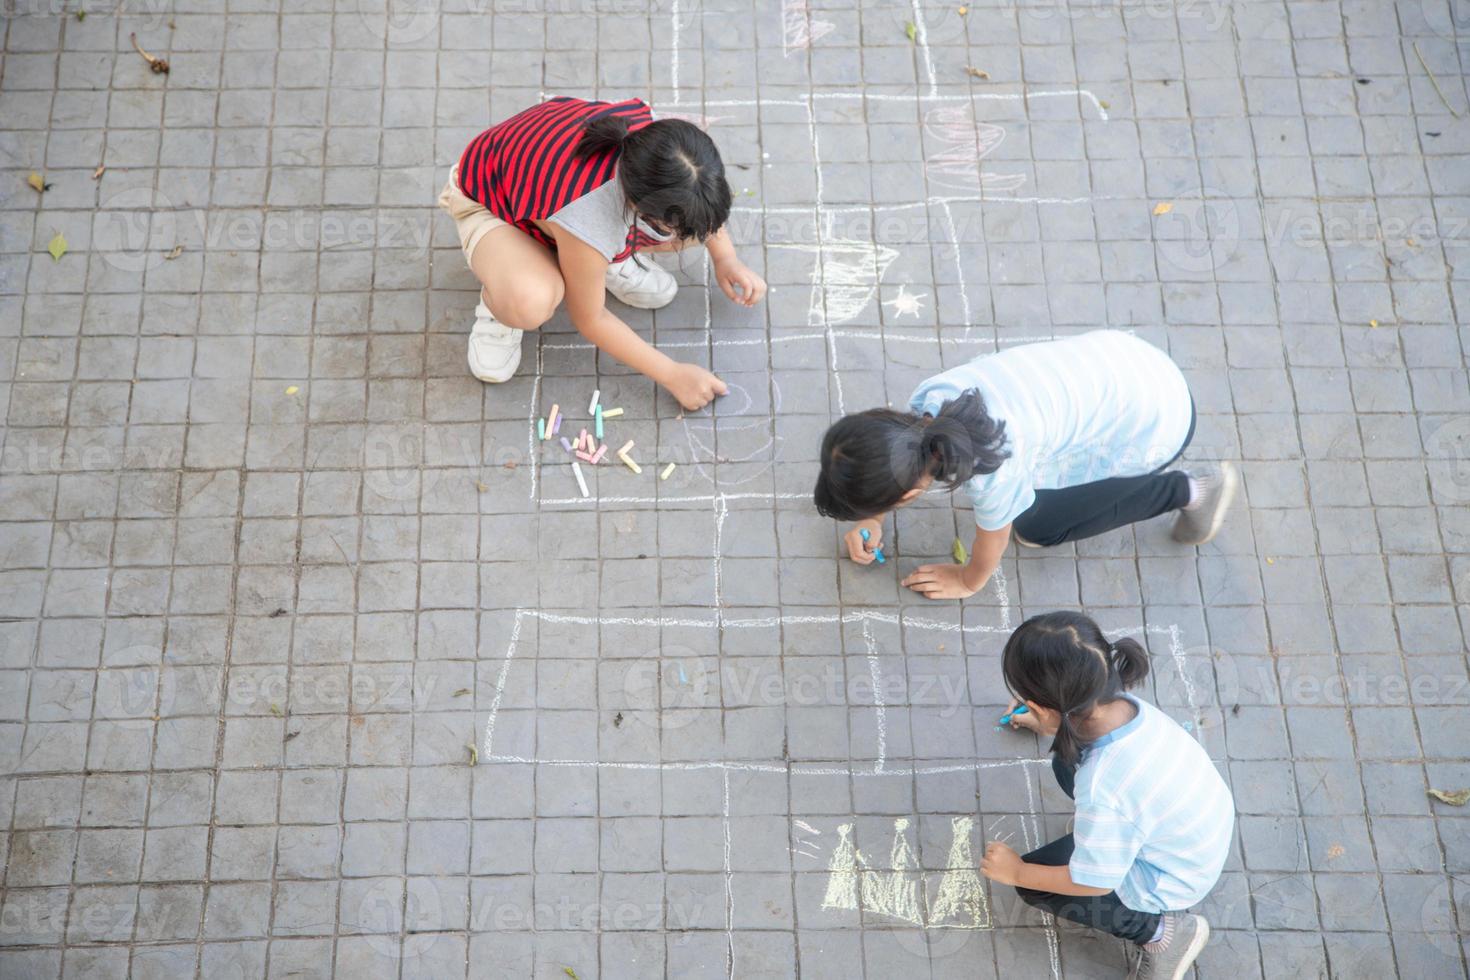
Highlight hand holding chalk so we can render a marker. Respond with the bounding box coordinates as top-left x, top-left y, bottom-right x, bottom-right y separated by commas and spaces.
859, 527, 886, 564
997, 703, 1029, 727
